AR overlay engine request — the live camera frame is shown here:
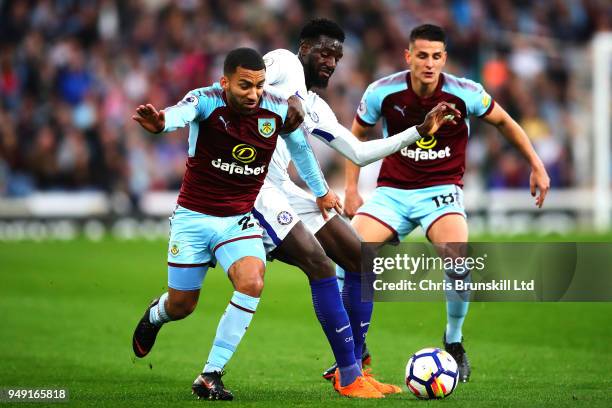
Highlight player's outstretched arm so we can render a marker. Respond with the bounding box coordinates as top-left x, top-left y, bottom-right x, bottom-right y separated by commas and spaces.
311, 102, 461, 167
482, 103, 550, 208
133, 93, 202, 134
132, 104, 165, 133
